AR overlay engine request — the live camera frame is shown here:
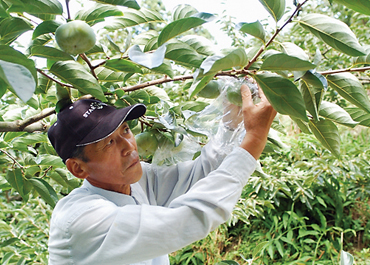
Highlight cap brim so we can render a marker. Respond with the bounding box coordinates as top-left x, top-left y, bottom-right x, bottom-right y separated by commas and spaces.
77, 103, 146, 146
